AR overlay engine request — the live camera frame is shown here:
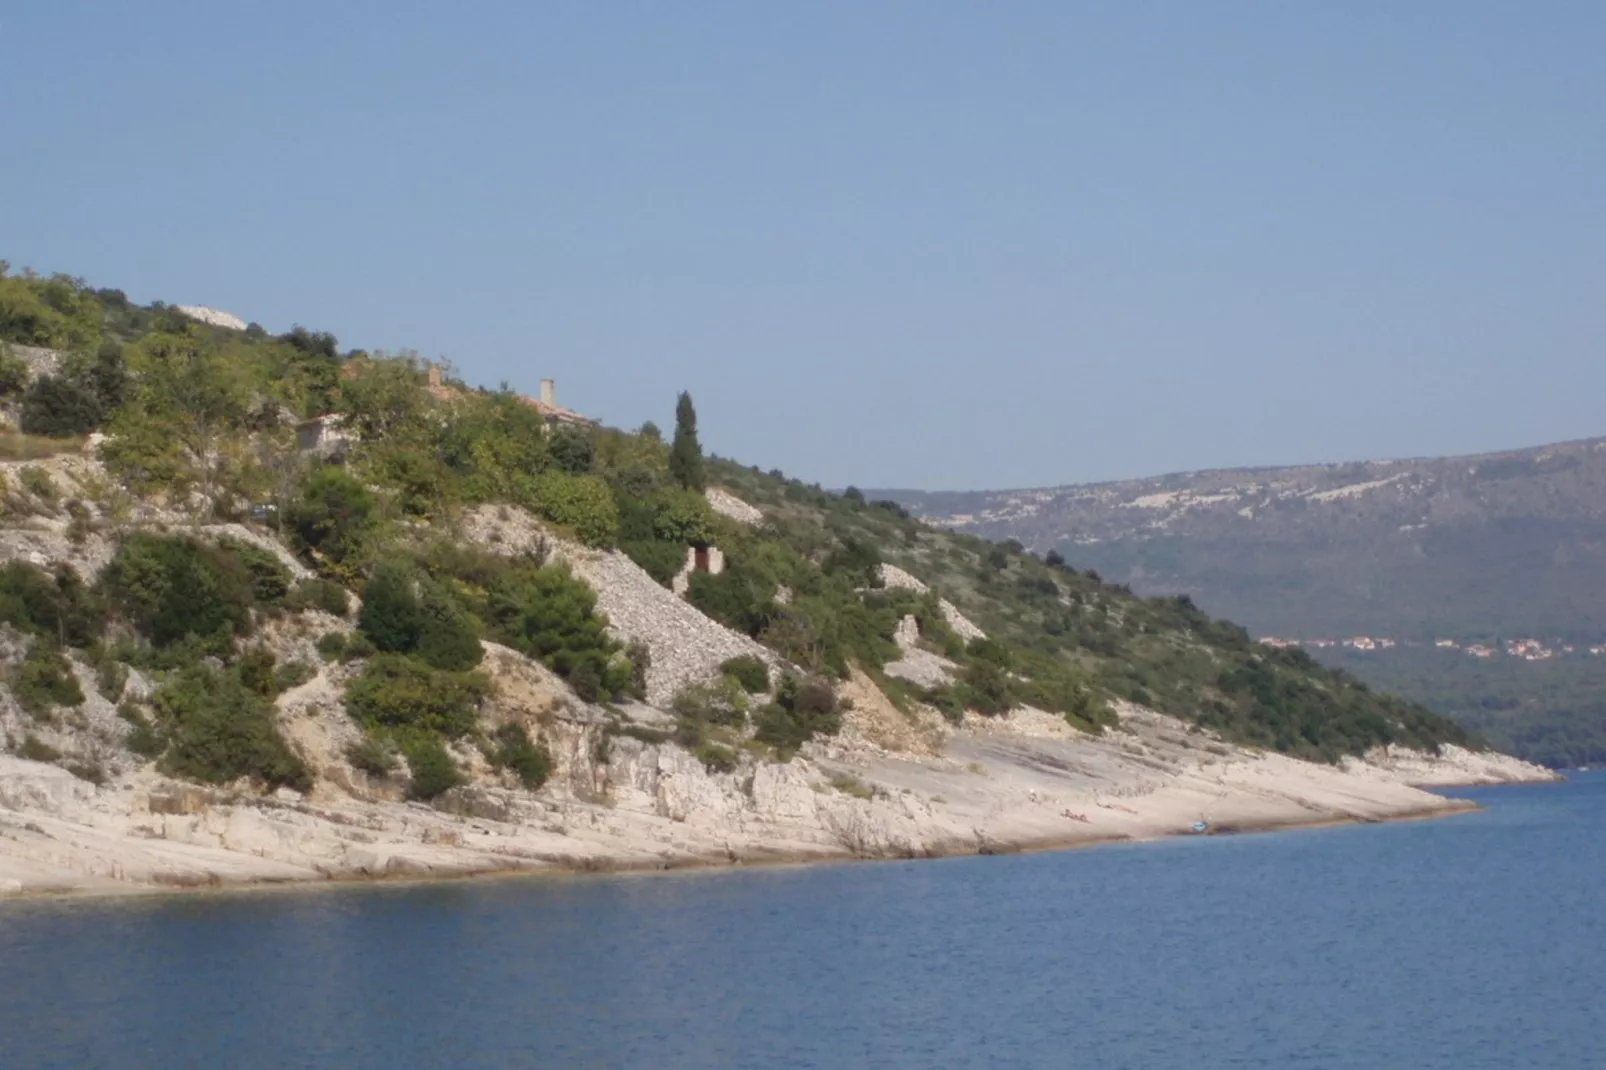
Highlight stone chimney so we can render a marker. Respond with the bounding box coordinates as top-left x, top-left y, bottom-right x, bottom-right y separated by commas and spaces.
539, 378, 555, 407
427, 364, 442, 389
